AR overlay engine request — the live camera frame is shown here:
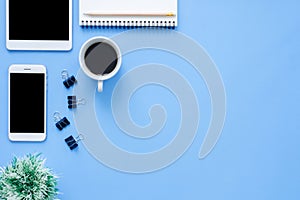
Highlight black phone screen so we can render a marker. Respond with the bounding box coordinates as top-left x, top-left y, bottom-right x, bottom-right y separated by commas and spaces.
10, 73, 45, 133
